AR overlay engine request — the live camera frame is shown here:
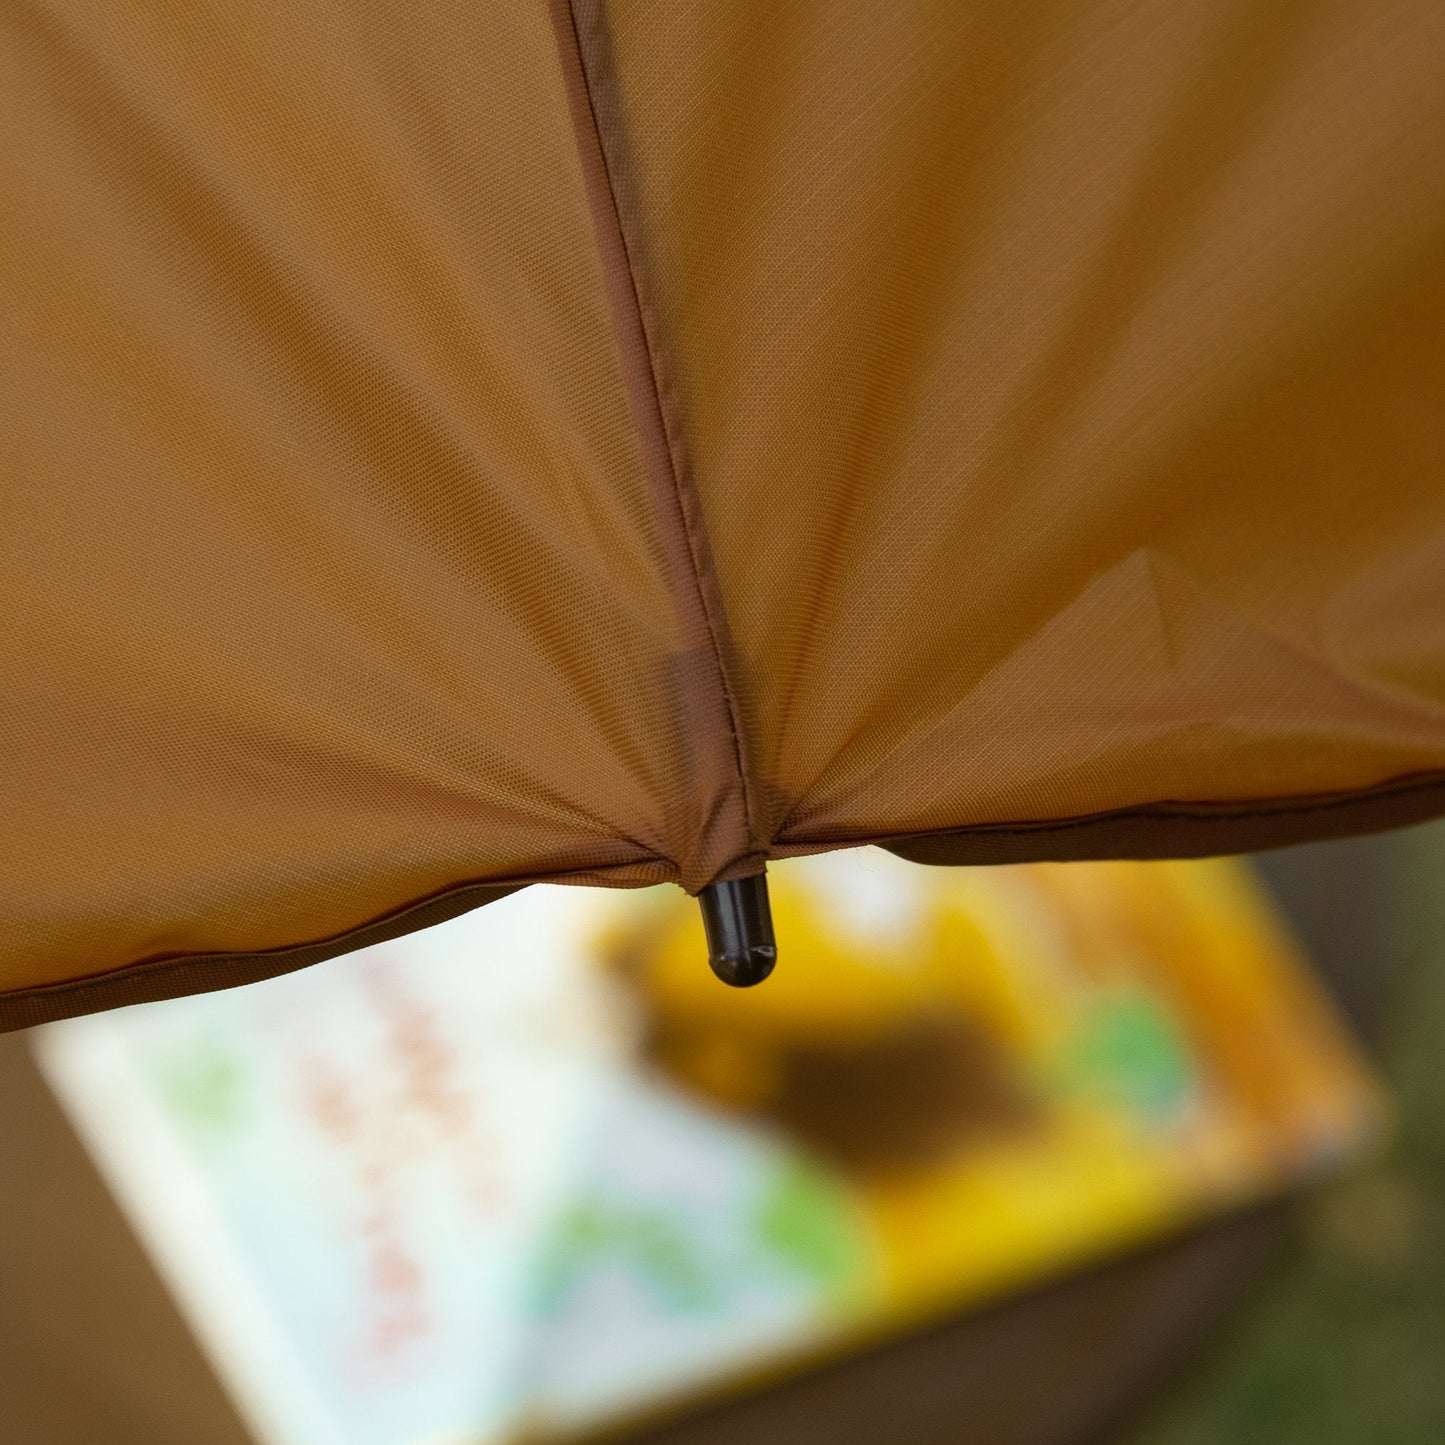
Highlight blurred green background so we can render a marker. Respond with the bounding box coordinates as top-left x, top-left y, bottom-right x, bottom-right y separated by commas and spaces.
1129, 821, 1445, 1445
